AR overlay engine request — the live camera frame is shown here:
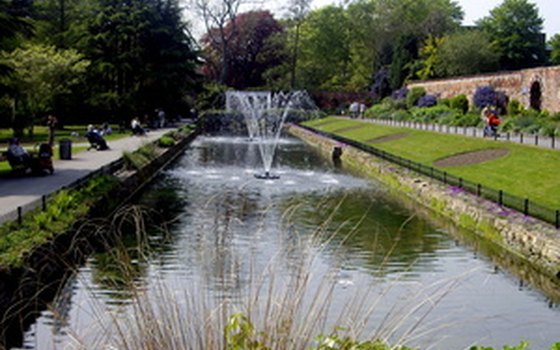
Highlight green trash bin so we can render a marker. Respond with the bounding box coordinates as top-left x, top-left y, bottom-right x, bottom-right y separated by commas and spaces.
59, 139, 72, 160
